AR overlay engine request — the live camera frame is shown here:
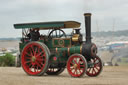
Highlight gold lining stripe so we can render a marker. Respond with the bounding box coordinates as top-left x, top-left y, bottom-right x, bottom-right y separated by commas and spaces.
68, 47, 70, 56
84, 13, 91, 16
84, 15, 91, 16
80, 45, 82, 54
56, 48, 58, 53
